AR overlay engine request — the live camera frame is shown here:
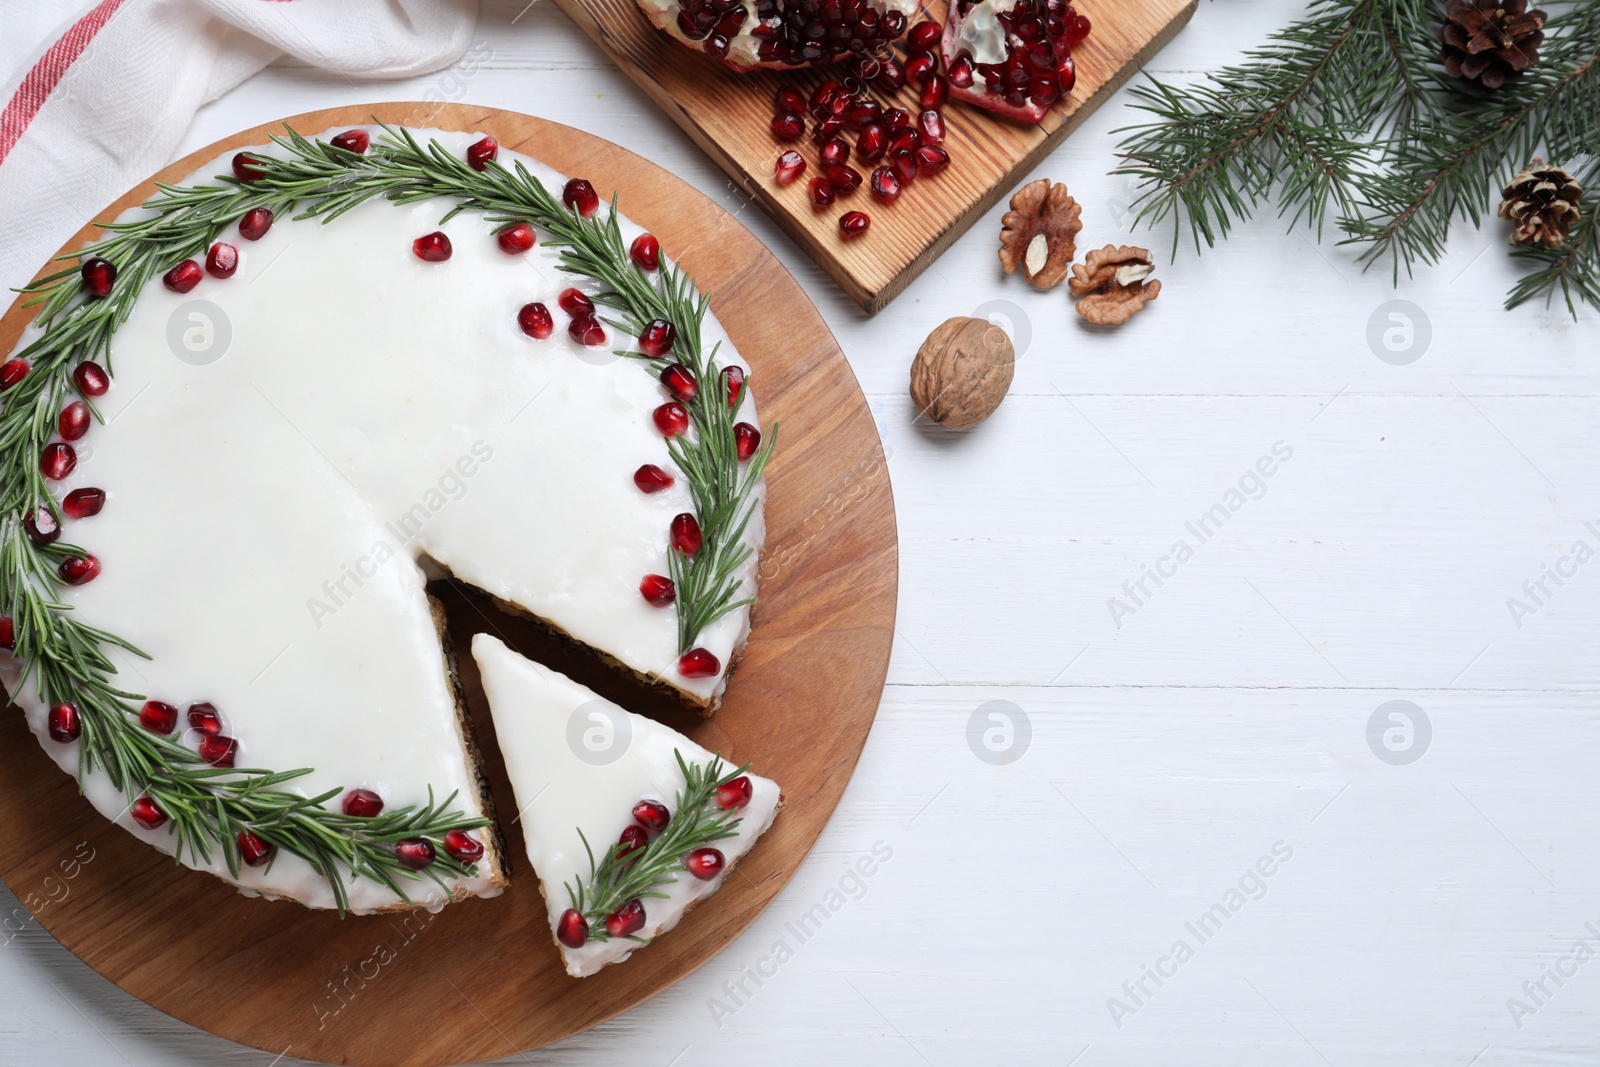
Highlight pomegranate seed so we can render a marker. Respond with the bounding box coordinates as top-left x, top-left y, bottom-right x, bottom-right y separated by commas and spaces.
735, 422, 762, 461
721, 365, 746, 411
822, 162, 862, 194
671, 512, 703, 556
883, 107, 912, 130
163, 260, 202, 293
330, 129, 369, 154
844, 101, 881, 130
654, 402, 689, 438
772, 112, 805, 141
640, 573, 677, 606
81, 257, 115, 298
633, 800, 671, 834
40, 443, 76, 480
206, 242, 239, 279
679, 647, 721, 678
443, 829, 484, 863
47, 702, 81, 743
811, 79, 840, 110
659, 361, 697, 400
63, 488, 105, 519
876, 58, 907, 91
395, 839, 435, 870
615, 824, 649, 864
809, 177, 836, 207
23, 508, 59, 545
630, 233, 661, 271
188, 702, 223, 735
558, 908, 589, 948
59, 401, 91, 441
498, 223, 536, 253
840, 211, 871, 239
0, 617, 12, 652
413, 232, 452, 262
920, 74, 949, 110
640, 319, 678, 361
891, 149, 919, 185
916, 145, 951, 176
775, 86, 807, 115
73, 362, 109, 397
918, 110, 946, 145
1066, 13, 1092, 45
466, 135, 498, 171
774, 149, 806, 185
0, 358, 28, 390
715, 775, 753, 810
568, 315, 607, 346
605, 899, 646, 938
139, 701, 178, 734
518, 302, 554, 339
1059, 56, 1077, 95
199, 733, 237, 767
131, 797, 168, 830
856, 125, 887, 162
238, 830, 274, 867
871, 166, 902, 203
906, 51, 937, 82
685, 846, 726, 880
232, 153, 265, 182
563, 178, 600, 217
634, 464, 676, 494
559, 288, 594, 317
343, 789, 384, 817
238, 207, 274, 240
949, 56, 975, 89
908, 19, 942, 49
820, 138, 851, 167
812, 117, 845, 143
